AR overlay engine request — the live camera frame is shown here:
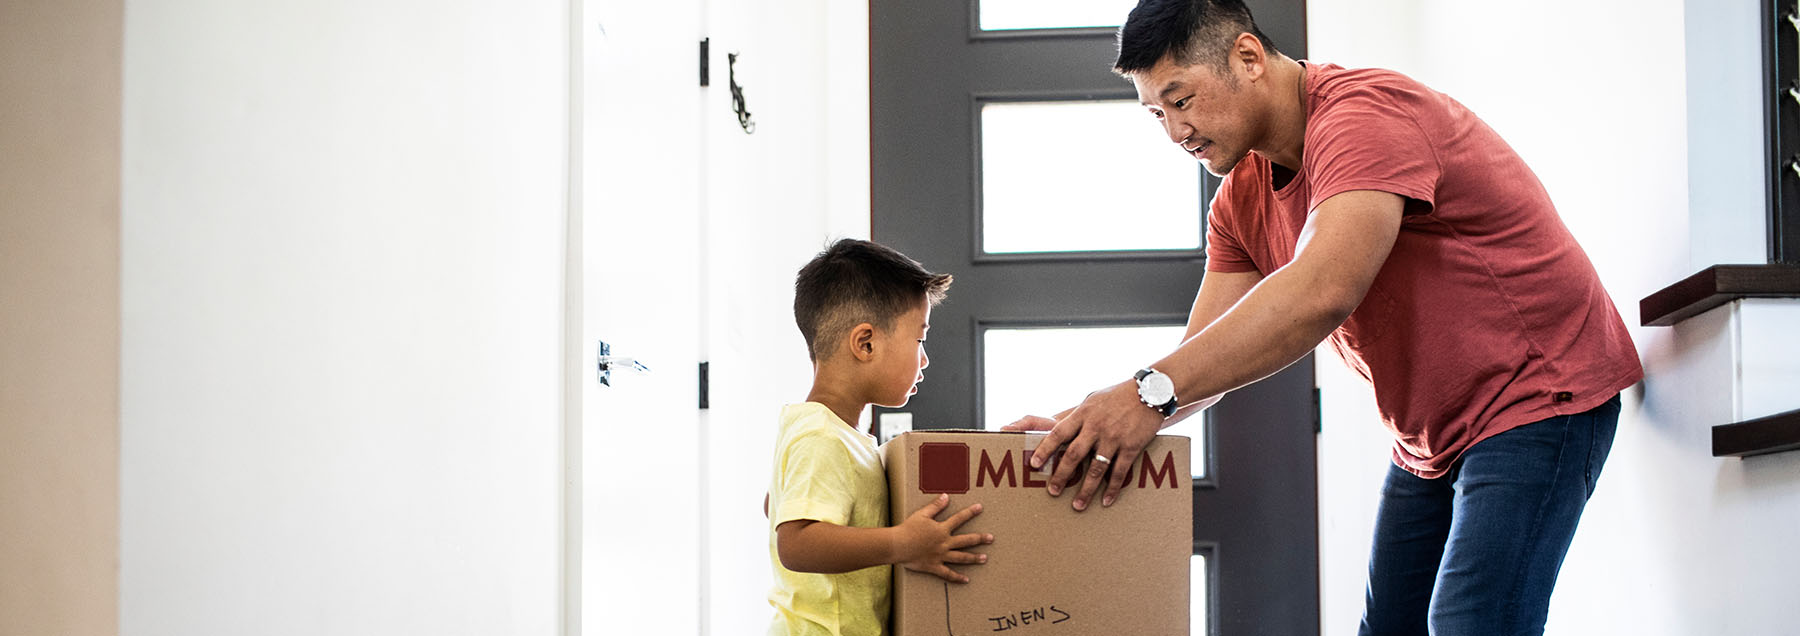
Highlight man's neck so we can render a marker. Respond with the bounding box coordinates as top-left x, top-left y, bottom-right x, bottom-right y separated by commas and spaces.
1253, 56, 1309, 172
